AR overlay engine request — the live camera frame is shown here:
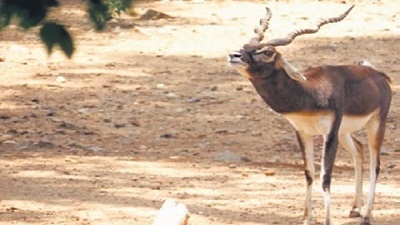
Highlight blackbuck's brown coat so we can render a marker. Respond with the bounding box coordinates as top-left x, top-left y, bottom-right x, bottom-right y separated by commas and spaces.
228, 5, 392, 225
